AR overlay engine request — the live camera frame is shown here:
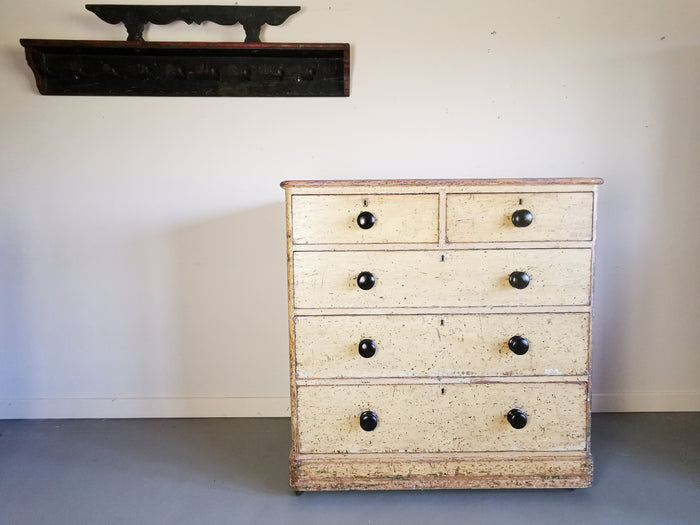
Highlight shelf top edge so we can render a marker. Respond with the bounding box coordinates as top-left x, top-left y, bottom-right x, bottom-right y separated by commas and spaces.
280, 178, 604, 188
20, 39, 349, 51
